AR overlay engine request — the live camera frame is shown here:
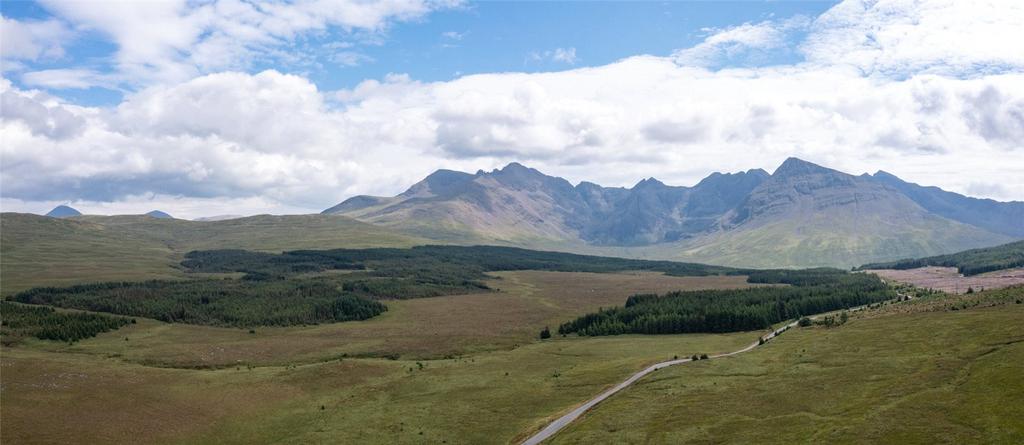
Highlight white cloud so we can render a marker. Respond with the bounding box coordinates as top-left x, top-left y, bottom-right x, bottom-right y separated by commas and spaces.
21, 68, 118, 89
0, 15, 72, 62
441, 31, 465, 40
551, 48, 577, 64
528, 47, 579, 65
801, 0, 1024, 76
330, 51, 374, 67
674, 20, 795, 67
30, 0, 460, 87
